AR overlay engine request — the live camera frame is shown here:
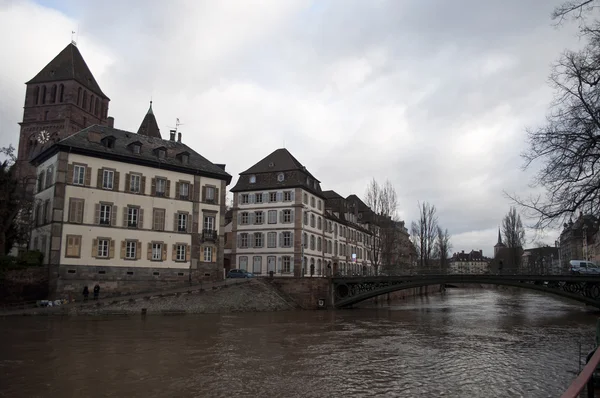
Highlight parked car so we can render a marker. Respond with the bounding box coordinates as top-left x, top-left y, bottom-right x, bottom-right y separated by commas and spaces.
227, 269, 254, 278
569, 260, 600, 275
